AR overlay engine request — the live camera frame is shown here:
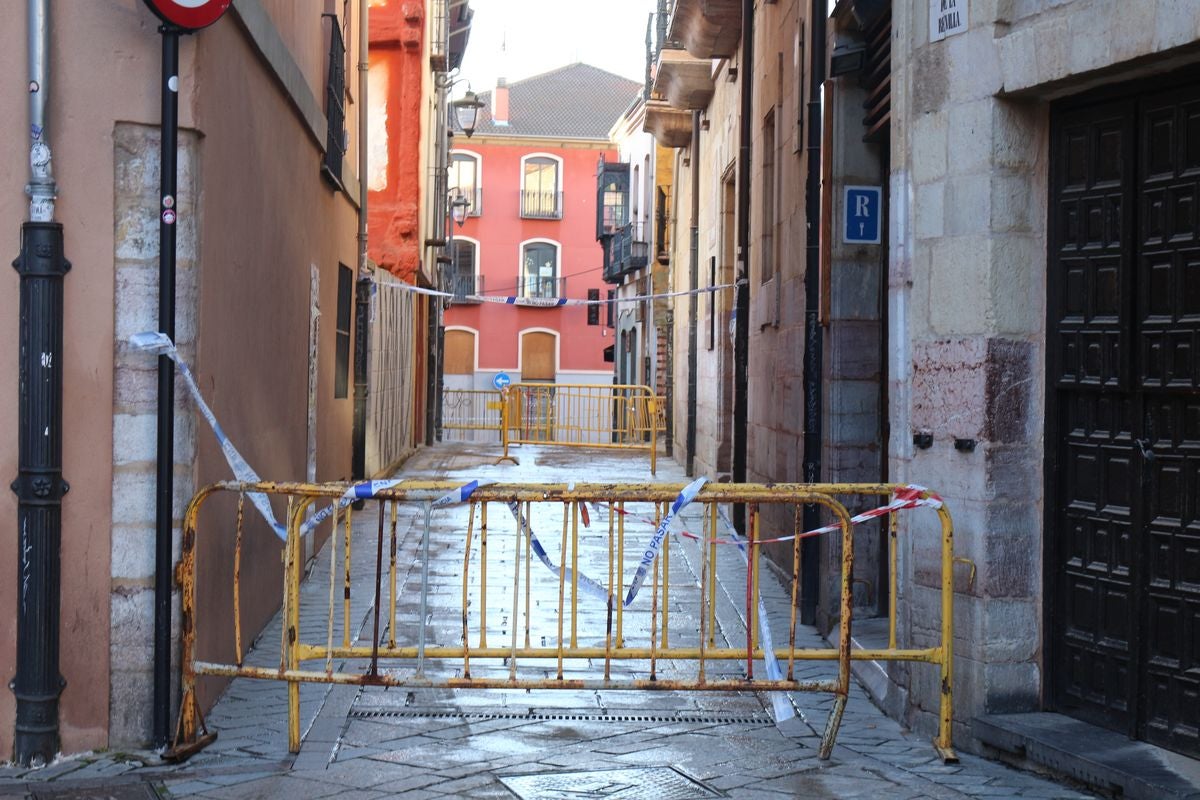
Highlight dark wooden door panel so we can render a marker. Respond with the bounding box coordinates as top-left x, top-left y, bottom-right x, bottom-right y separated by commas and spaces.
1051, 80, 1200, 757
1050, 97, 1139, 732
